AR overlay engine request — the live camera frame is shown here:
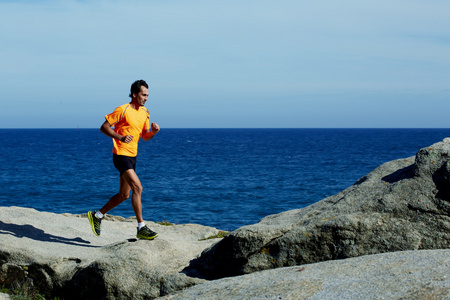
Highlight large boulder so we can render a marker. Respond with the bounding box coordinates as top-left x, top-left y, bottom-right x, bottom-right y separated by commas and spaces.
0, 207, 220, 299
160, 249, 450, 300
189, 139, 450, 278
